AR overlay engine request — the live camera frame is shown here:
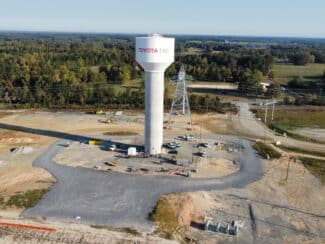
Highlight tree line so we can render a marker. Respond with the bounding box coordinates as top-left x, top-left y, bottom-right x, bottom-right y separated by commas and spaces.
0, 32, 324, 108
